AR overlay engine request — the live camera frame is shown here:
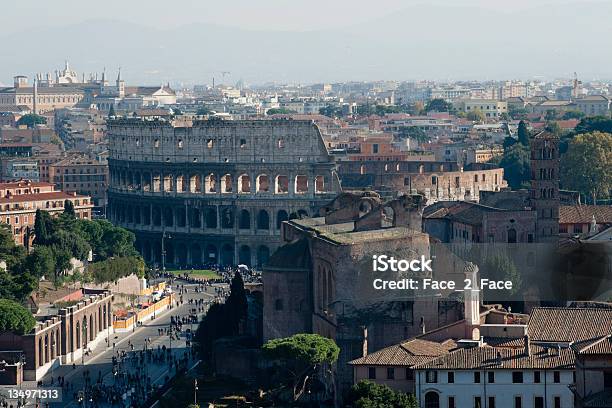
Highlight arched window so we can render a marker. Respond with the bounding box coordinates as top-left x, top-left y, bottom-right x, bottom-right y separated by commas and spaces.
424, 391, 440, 408
257, 210, 270, 230
205, 208, 217, 229
238, 174, 251, 193
360, 165, 366, 175
239, 209, 251, 230
314, 176, 325, 193
275, 175, 288, 194
276, 210, 289, 230
256, 174, 270, 192
295, 175, 308, 193
239, 245, 251, 266
205, 173, 216, 193
221, 174, 233, 193
507, 228, 517, 243
221, 208, 234, 229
